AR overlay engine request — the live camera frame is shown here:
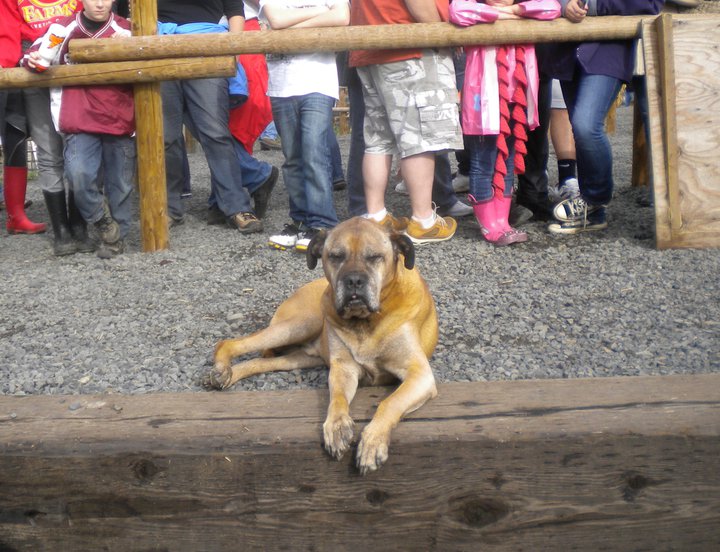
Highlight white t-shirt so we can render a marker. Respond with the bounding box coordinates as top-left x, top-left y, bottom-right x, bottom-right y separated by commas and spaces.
259, 0, 346, 99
